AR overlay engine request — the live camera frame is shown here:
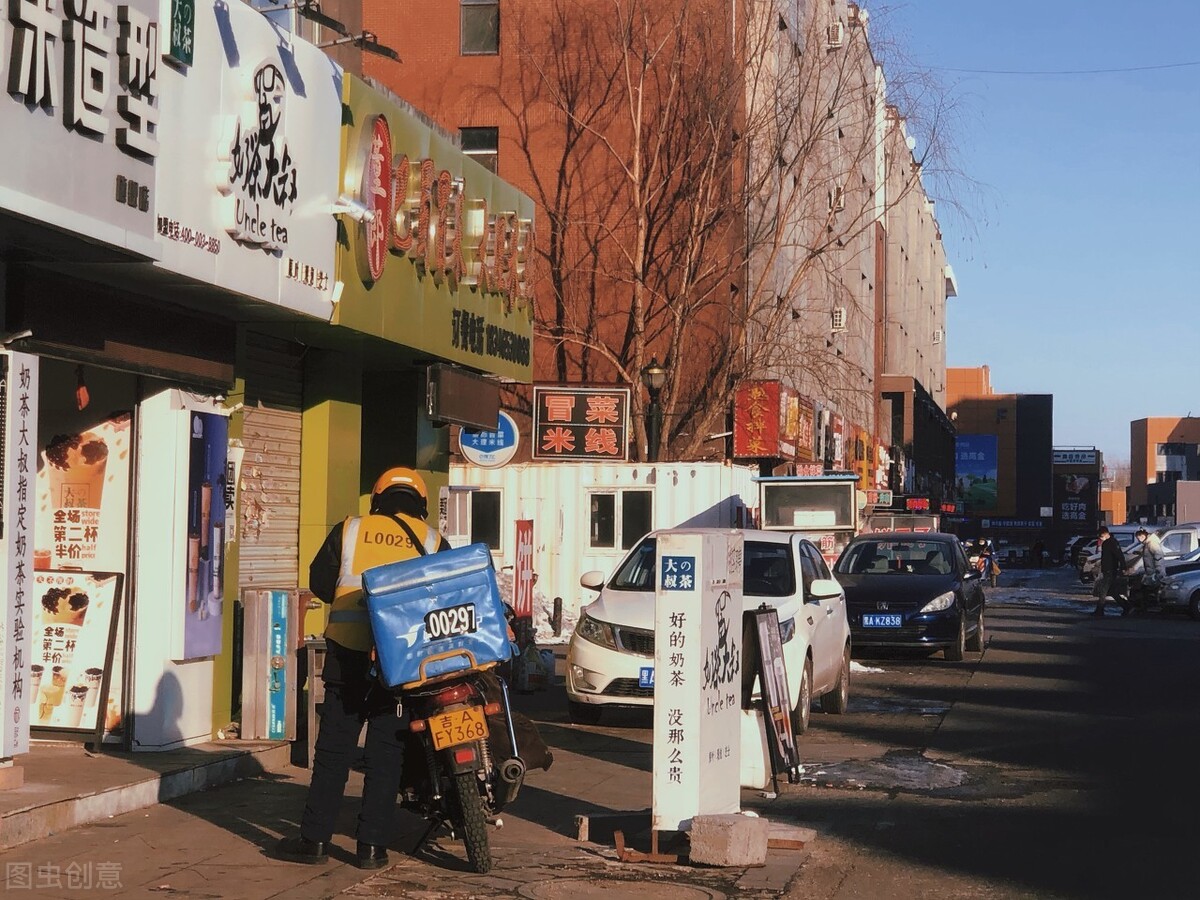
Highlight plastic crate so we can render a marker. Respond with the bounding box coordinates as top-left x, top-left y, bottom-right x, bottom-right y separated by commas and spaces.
362, 543, 512, 689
